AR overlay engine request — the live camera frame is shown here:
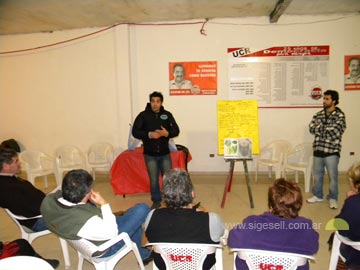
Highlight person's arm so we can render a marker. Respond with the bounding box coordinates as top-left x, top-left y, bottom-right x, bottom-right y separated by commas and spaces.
132, 113, 148, 140
208, 212, 225, 243
166, 112, 180, 138
309, 112, 324, 136
77, 190, 118, 241
77, 204, 118, 241
325, 111, 346, 141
